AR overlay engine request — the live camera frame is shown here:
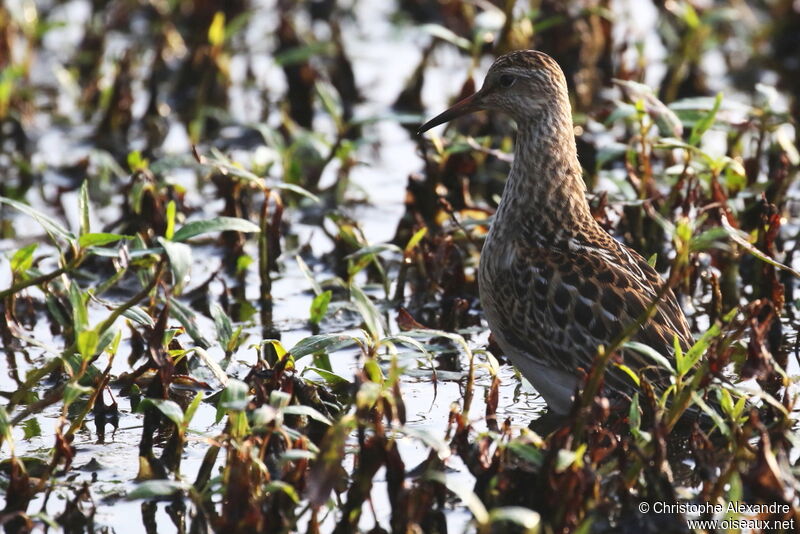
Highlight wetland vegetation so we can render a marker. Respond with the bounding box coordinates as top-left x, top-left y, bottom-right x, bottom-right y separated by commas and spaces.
1, 0, 799, 533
